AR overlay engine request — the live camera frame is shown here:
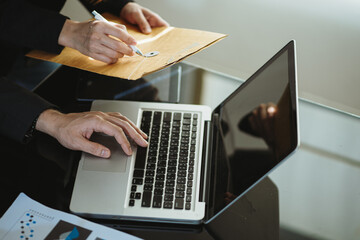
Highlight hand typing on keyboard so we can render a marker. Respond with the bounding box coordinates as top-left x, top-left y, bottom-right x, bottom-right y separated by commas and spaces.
36, 109, 148, 158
